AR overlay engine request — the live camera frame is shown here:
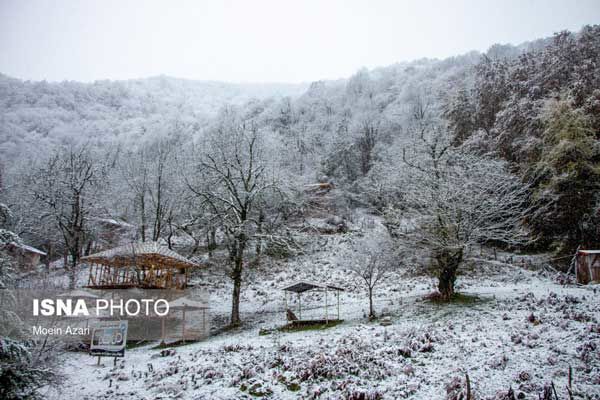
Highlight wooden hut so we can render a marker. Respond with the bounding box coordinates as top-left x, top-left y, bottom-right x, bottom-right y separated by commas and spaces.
576, 250, 600, 284
81, 242, 200, 289
6, 242, 46, 270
